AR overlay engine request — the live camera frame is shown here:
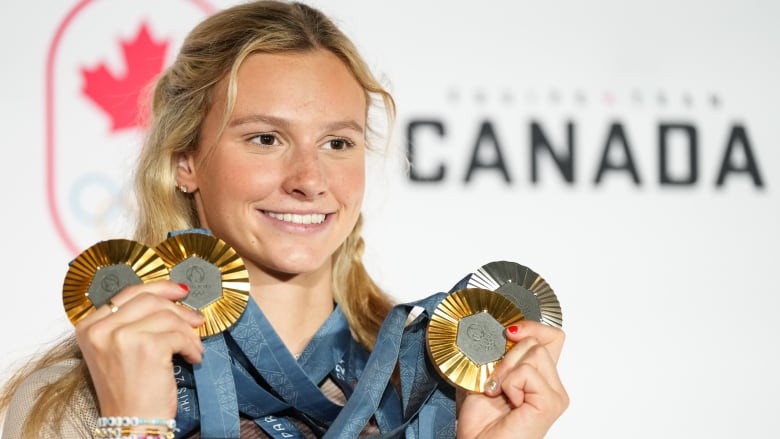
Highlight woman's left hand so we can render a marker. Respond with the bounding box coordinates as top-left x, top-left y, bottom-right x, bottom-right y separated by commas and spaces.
456, 321, 568, 439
